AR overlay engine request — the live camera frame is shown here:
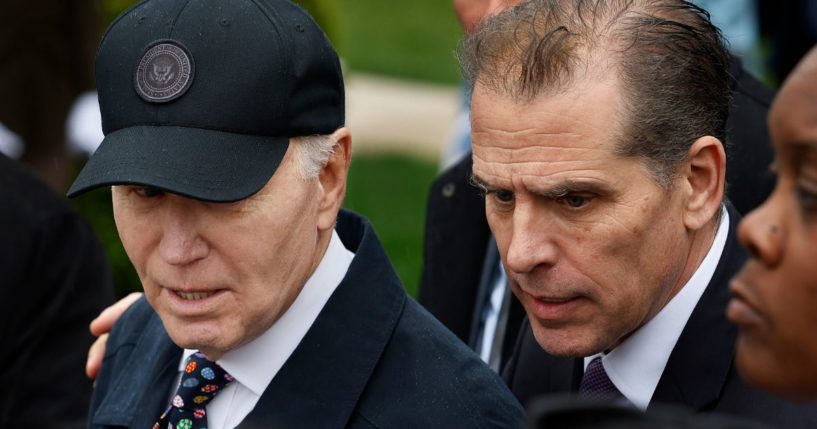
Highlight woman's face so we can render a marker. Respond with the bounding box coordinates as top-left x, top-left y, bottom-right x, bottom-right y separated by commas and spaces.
728, 50, 817, 400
